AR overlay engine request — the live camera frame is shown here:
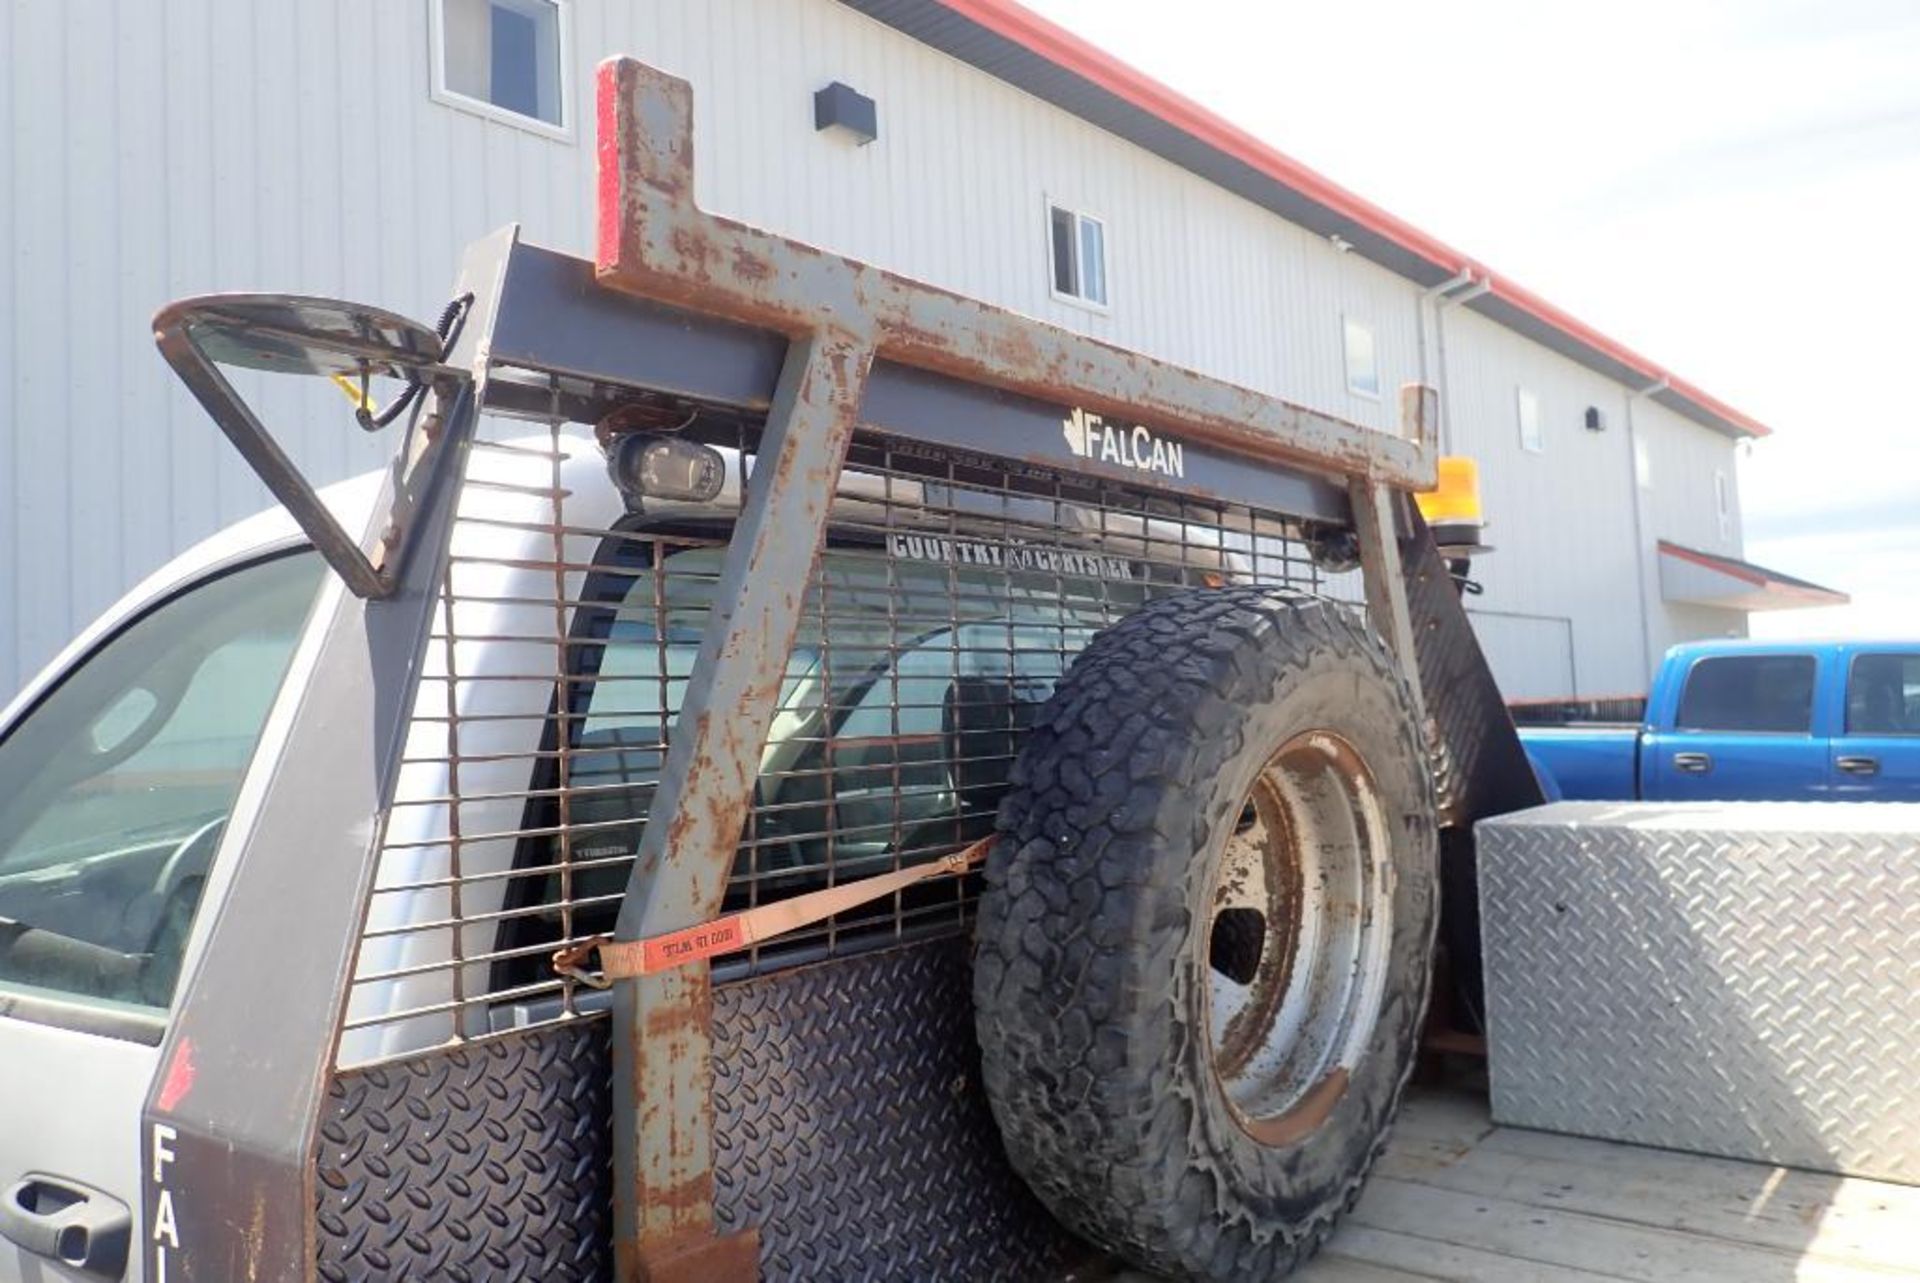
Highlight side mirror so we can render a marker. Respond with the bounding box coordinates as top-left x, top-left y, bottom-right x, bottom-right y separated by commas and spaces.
152, 294, 469, 598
